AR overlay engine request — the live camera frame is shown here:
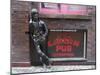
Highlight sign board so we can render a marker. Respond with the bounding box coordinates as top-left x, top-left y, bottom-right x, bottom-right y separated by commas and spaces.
39, 3, 87, 15
41, 3, 59, 9
47, 29, 87, 61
